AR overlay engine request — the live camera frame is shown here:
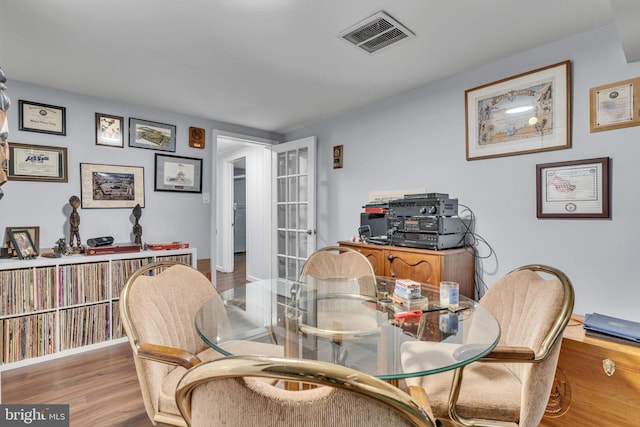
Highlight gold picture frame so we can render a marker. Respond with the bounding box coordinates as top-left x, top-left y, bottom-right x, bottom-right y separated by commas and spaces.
590, 77, 640, 133
466, 61, 571, 160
